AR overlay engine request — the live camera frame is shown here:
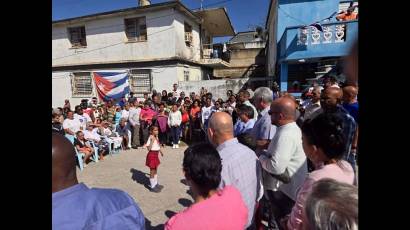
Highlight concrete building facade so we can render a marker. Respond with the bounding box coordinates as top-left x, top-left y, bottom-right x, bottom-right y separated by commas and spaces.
52, 0, 234, 107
